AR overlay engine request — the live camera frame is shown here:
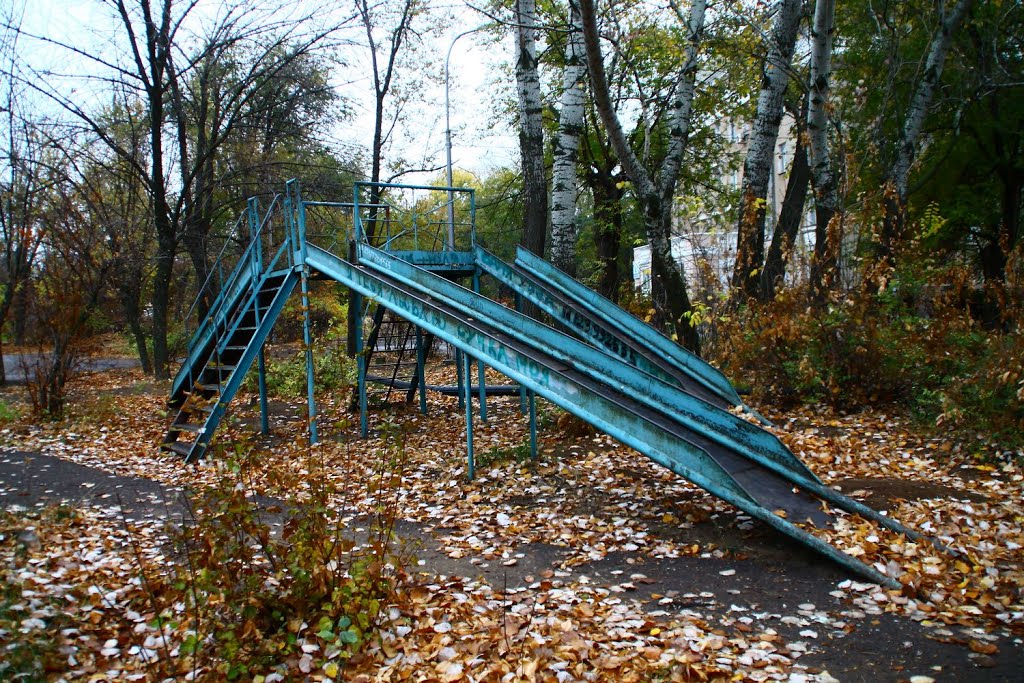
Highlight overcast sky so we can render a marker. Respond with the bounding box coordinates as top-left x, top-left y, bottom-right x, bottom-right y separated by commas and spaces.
15, 0, 518, 184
